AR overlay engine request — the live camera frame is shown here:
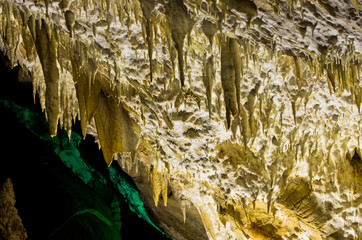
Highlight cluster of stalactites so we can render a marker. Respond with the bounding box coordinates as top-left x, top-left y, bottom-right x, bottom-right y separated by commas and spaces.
113, 136, 172, 208
0, 0, 142, 168
1, 0, 362, 238
0, 0, 361, 172
270, 0, 359, 17
148, 160, 170, 207
0, 1, 79, 137
3, 0, 362, 137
